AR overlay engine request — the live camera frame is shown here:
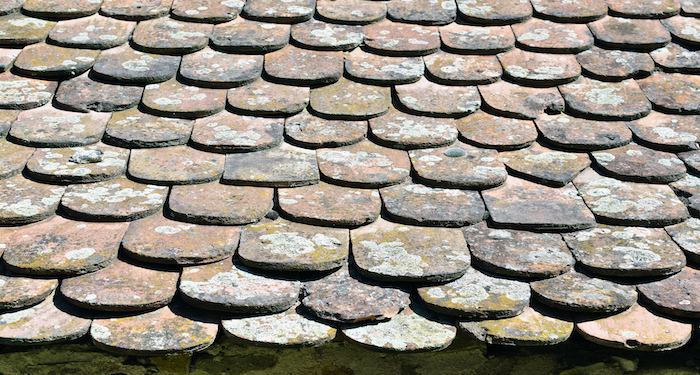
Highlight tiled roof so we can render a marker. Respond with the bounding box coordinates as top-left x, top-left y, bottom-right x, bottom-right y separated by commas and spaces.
0, 0, 700, 357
